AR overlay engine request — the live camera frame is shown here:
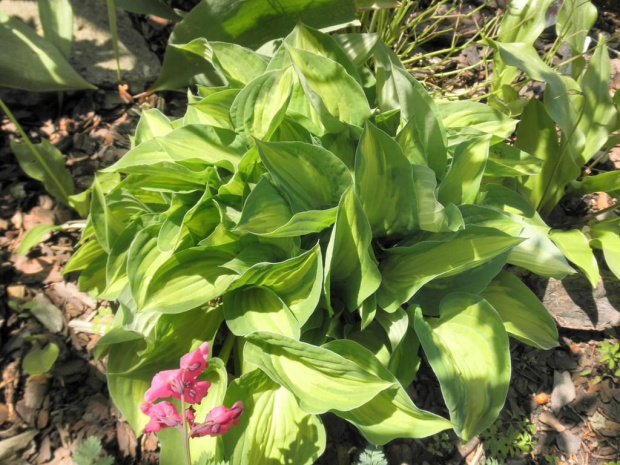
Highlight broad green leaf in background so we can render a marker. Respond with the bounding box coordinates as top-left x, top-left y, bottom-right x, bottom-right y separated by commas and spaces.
437, 135, 491, 206
142, 246, 238, 313
568, 171, 620, 199
481, 271, 559, 349
485, 143, 544, 177
556, 0, 597, 58
159, 359, 228, 465
134, 109, 174, 146
153, 1, 358, 90
10, 139, 78, 213
590, 218, 620, 280
90, 175, 124, 253
255, 139, 351, 212
230, 68, 294, 141
354, 121, 418, 236
0, 12, 95, 91
549, 229, 599, 287
414, 294, 511, 440
332, 33, 379, 66
377, 226, 522, 312
411, 165, 464, 233
38, 0, 73, 59
392, 66, 448, 177
227, 245, 323, 327
224, 286, 300, 339
325, 186, 381, 312
515, 99, 579, 214
188, 89, 239, 128
326, 340, 452, 444
18, 224, 60, 256
575, 38, 618, 166
223, 369, 325, 465
211, 42, 268, 86
244, 332, 394, 414
23, 343, 60, 376
438, 102, 517, 139
286, 45, 371, 131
